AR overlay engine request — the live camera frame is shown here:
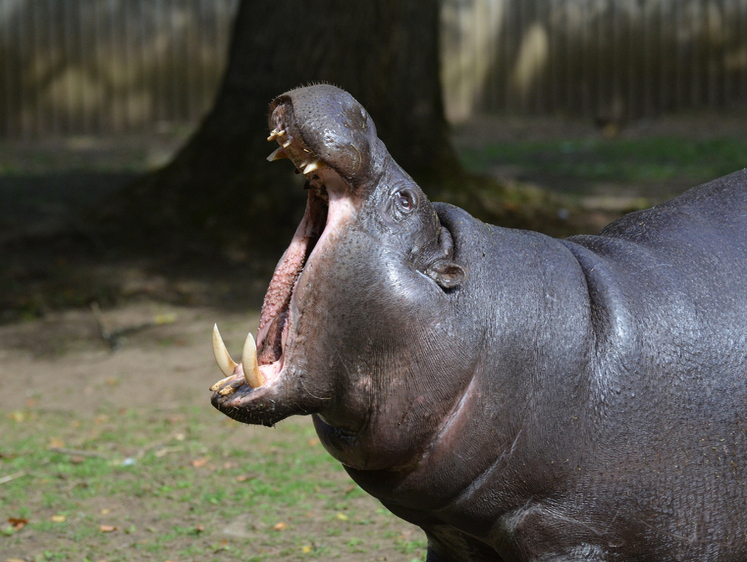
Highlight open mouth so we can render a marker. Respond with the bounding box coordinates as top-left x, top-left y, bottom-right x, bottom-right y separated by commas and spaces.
209, 115, 338, 397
